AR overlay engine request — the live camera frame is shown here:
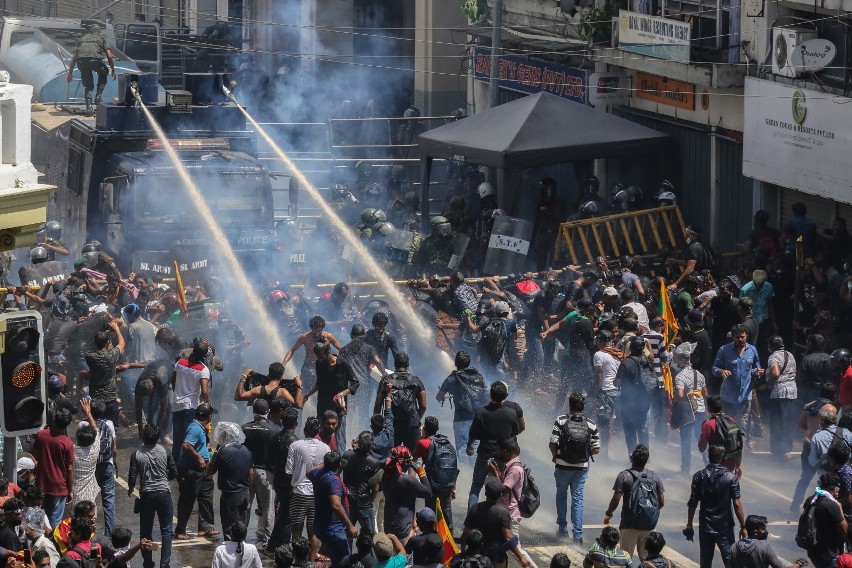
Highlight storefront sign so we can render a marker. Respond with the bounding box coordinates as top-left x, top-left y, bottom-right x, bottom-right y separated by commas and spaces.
743, 77, 852, 204
635, 72, 695, 110
474, 49, 587, 105
618, 10, 691, 63
588, 72, 630, 106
